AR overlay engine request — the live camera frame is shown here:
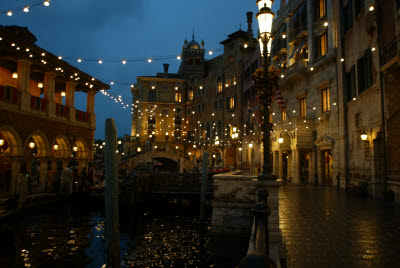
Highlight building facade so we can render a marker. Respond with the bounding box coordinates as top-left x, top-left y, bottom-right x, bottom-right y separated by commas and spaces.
0, 26, 109, 195
130, 13, 263, 172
